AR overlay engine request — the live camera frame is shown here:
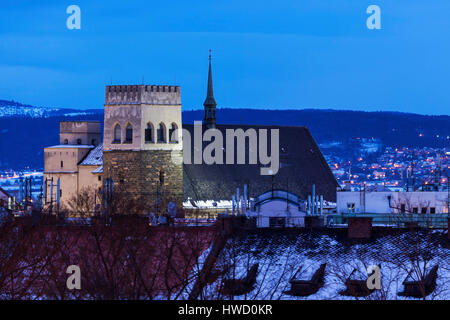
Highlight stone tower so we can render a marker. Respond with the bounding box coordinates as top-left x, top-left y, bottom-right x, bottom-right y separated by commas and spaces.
102, 85, 183, 215
203, 51, 217, 129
